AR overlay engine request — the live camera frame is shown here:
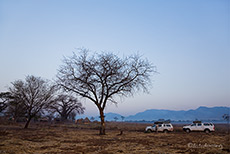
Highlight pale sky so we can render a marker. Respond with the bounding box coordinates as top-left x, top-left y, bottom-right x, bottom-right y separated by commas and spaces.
0, 0, 229, 116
